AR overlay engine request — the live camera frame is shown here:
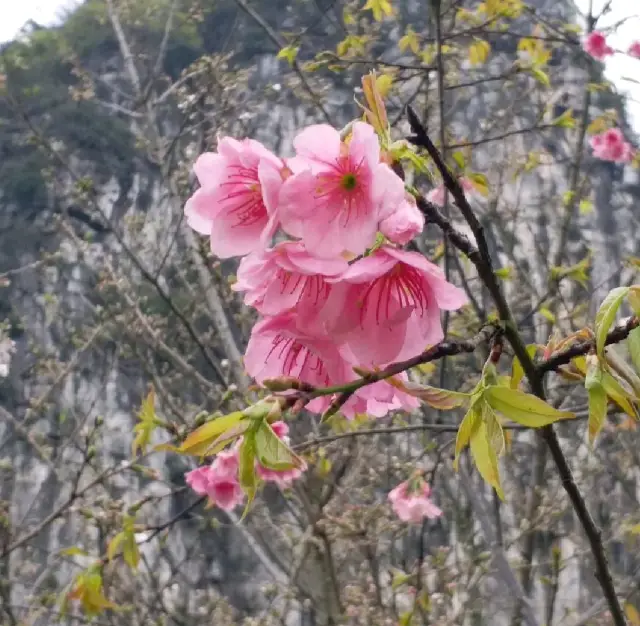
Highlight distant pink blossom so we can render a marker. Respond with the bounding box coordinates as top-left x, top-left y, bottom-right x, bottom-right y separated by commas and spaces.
582, 31, 614, 60
232, 241, 347, 327
379, 196, 425, 244
278, 122, 405, 258
427, 178, 476, 206
324, 246, 468, 366
388, 478, 442, 524
590, 128, 634, 163
184, 137, 284, 258
185, 456, 244, 511
243, 312, 355, 414
629, 41, 640, 59
256, 421, 307, 487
